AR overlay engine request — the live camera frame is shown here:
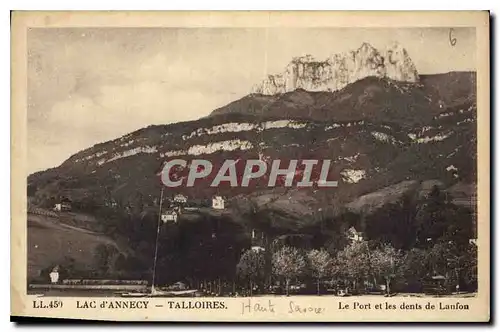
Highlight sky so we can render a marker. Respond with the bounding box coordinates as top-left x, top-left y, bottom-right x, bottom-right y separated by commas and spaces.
27, 27, 476, 174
